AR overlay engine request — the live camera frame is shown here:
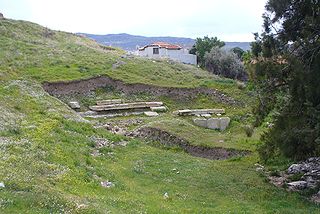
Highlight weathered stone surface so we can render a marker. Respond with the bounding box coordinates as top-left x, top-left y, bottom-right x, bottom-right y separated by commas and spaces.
207, 118, 220, 129
101, 181, 114, 188
150, 106, 167, 112
311, 191, 320, 204
287, 181, 307, 191
269, 176, 287, 187
193, 118, 208, 128
201, 114, 211, 118
144, 111, 159, 117
288, 164, 305, 174
219, 117, 231, 131
96, 99, 122, 105
193, 117, 231, 131
69, 101, 80, 109
90, 101, 163, 111
176, 109, 225, 116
